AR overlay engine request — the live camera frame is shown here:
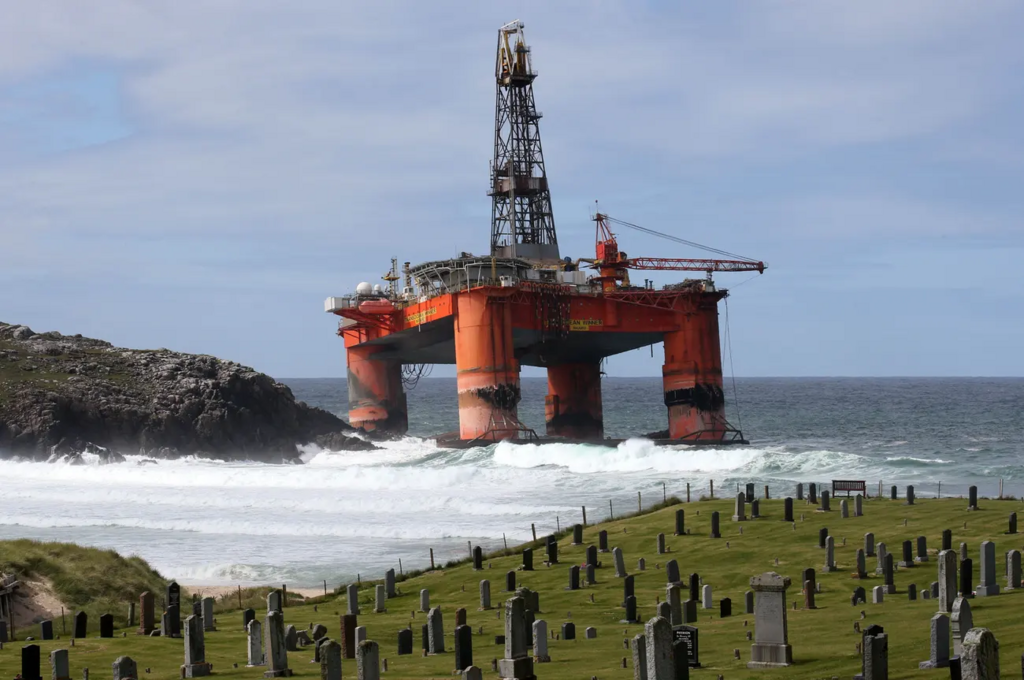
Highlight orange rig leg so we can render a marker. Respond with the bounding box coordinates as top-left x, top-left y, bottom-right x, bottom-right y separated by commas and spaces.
662, 302, 726, 440
345, 342, 408, 435
545, 362, 604, 439
454, 291, 520, 441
